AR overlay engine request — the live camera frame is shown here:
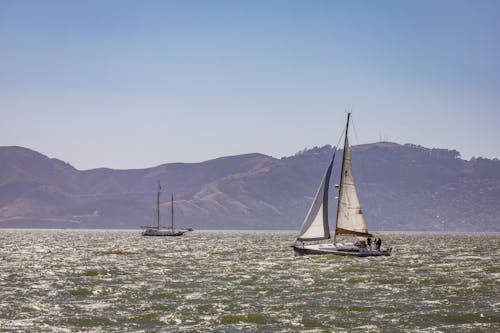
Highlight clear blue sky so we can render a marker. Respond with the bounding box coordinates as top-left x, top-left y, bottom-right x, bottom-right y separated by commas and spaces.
1, 0, 499, 169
